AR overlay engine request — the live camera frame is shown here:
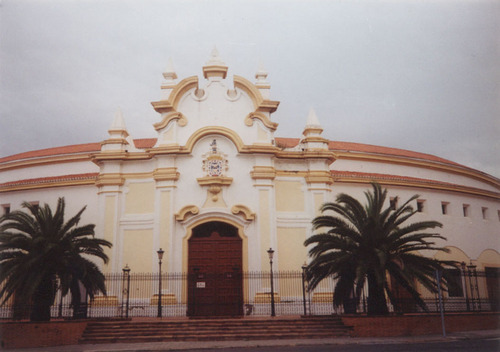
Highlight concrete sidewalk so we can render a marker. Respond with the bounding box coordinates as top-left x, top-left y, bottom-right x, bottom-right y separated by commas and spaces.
4, 329, 500, 352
